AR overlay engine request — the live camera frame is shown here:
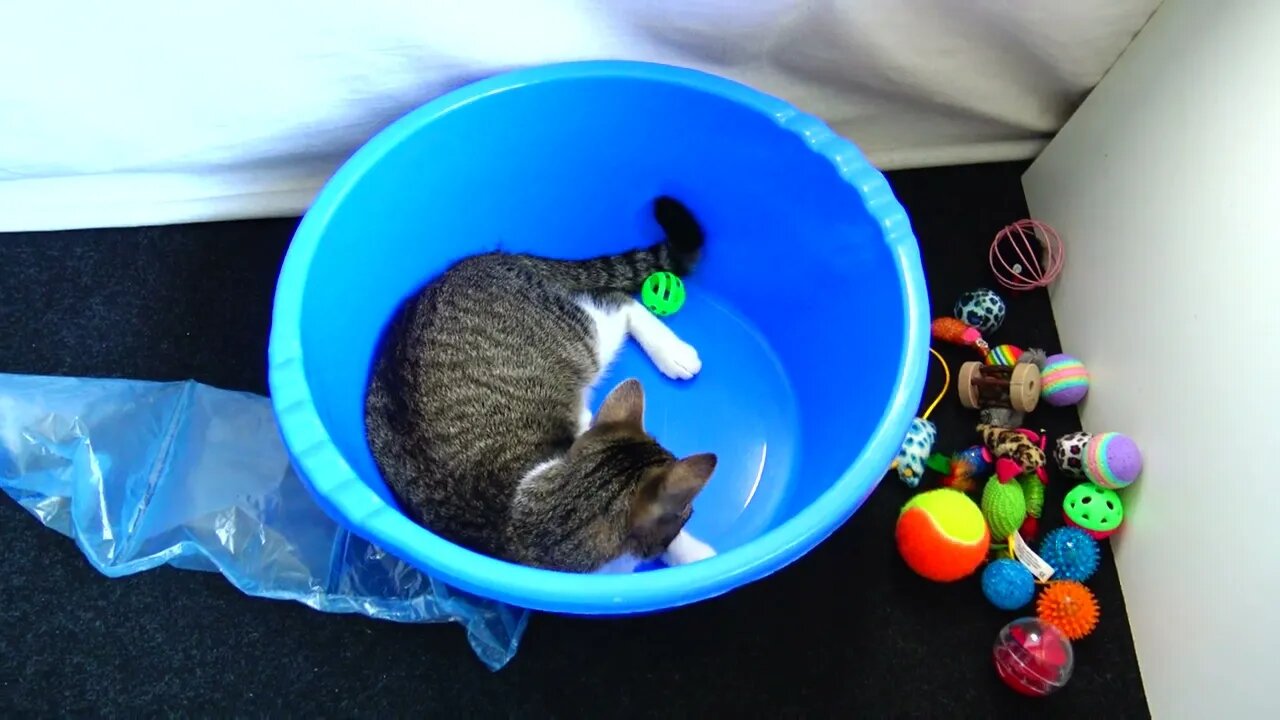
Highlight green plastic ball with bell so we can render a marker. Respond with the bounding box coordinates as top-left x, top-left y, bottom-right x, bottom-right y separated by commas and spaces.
1063, 483, 1124, 539
641, 271, 686, 317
